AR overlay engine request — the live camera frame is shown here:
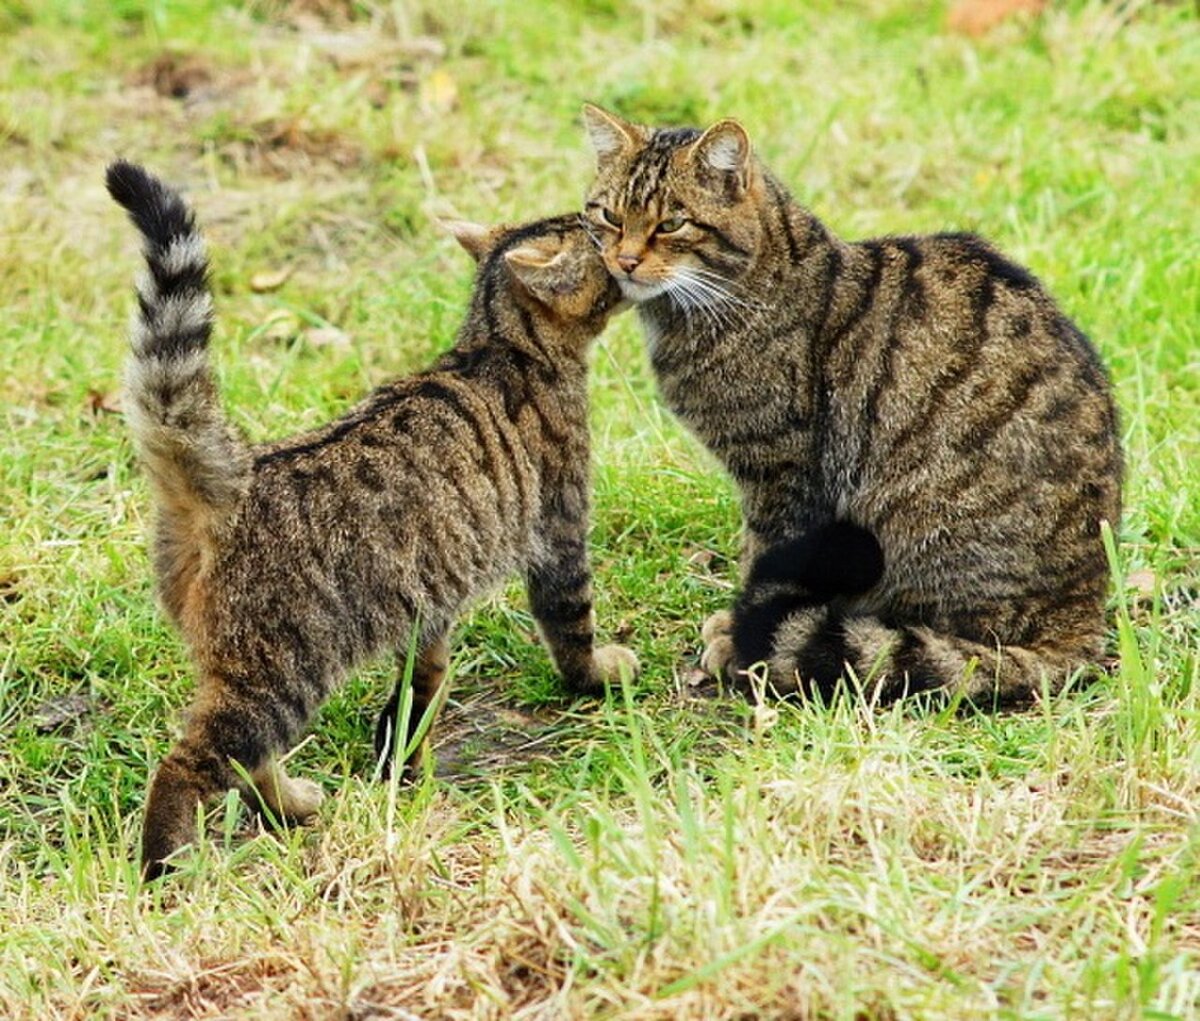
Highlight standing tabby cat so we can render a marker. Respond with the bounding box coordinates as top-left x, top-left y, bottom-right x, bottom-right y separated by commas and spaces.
581, 106, 1121, 703
107, 161, 638, 878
